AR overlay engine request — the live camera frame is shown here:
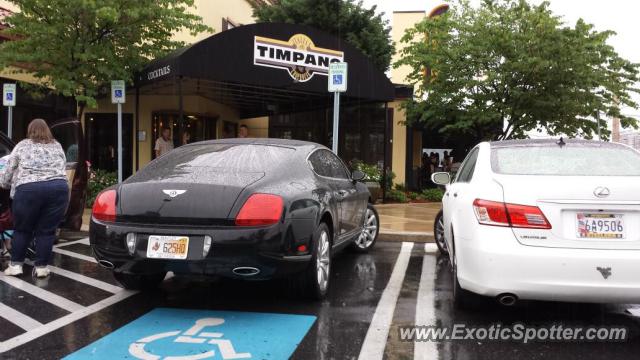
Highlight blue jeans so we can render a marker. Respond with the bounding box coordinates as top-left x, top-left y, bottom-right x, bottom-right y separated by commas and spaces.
11, 179, 69, 266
